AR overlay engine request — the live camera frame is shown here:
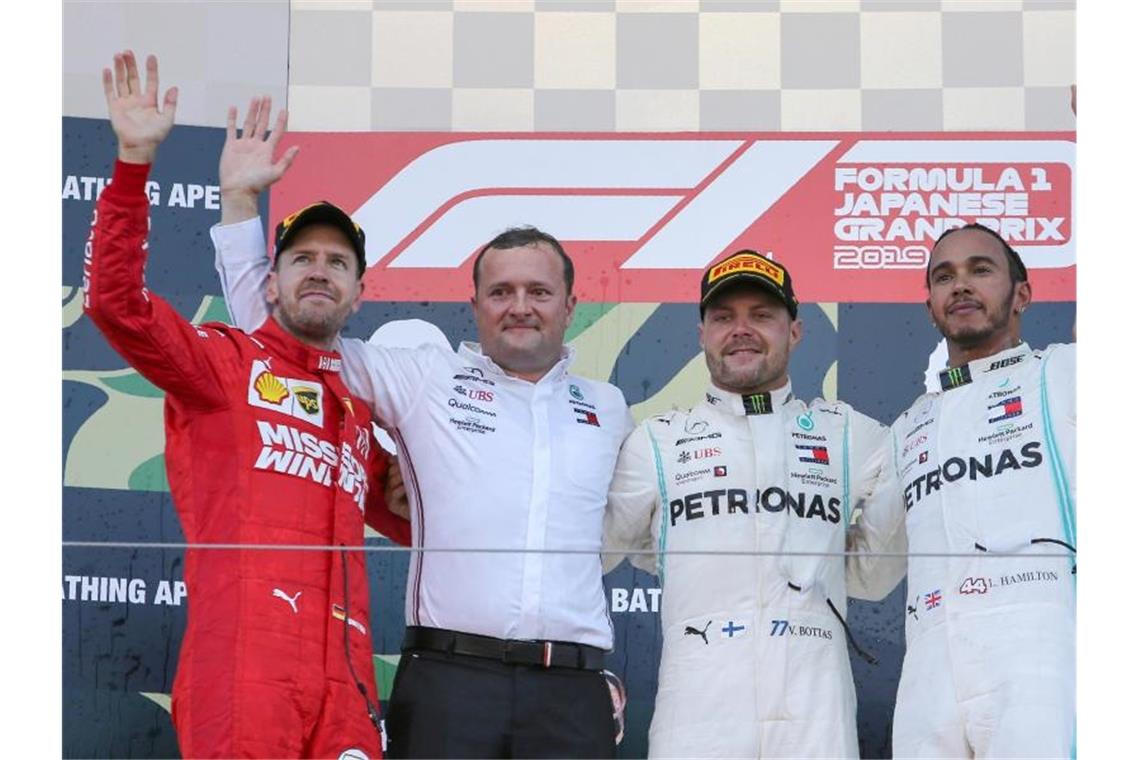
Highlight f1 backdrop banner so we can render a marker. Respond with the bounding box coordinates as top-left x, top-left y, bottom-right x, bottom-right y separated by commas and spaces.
266, 132, 1074, 304
62, 118, 1075, 758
